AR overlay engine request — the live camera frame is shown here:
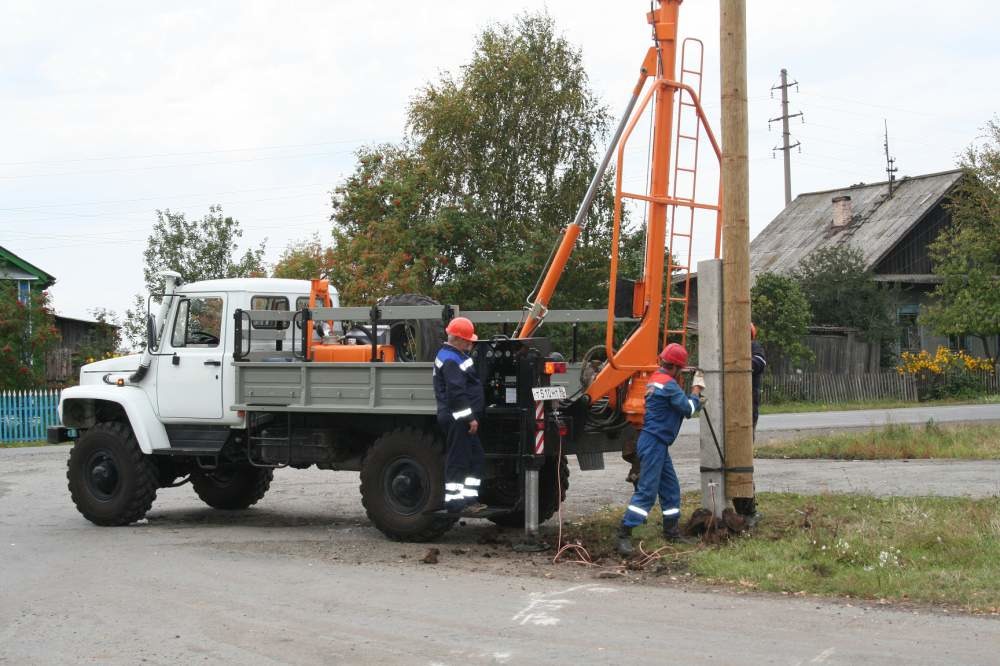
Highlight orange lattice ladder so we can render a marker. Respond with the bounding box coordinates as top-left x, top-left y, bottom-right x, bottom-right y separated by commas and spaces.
663, 38, 711, 350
